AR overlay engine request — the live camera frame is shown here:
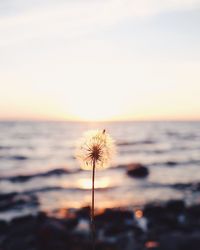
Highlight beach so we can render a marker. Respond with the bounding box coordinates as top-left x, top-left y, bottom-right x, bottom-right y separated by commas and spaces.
0, 121, 200, 250
1, 198, 200, 250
